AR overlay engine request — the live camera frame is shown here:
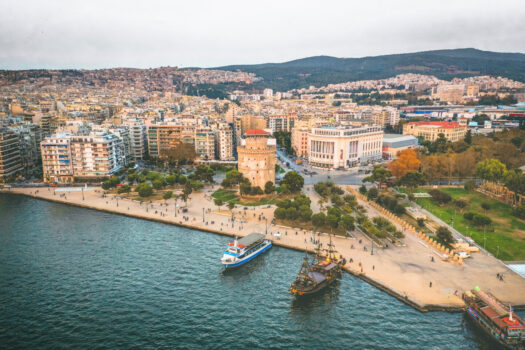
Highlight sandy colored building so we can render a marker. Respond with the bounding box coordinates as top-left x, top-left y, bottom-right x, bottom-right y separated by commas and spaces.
237, 129, 276, 188
147, 123, 182, 157
216, 124, 235, 161
308, 125, 383, 169
291, 126, 309, 157
195, 128, 215, 160
403, 121, 467, 142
